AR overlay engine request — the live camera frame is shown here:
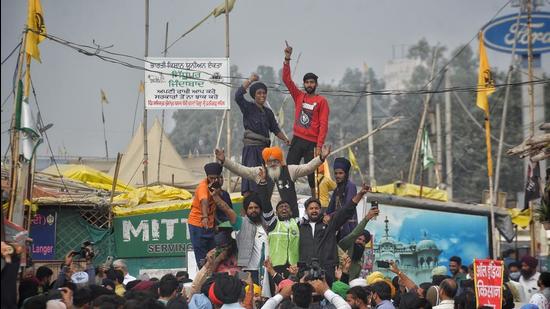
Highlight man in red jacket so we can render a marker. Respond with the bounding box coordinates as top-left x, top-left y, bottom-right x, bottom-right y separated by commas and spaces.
283, 42, 330, 196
